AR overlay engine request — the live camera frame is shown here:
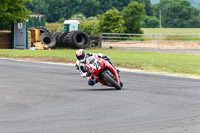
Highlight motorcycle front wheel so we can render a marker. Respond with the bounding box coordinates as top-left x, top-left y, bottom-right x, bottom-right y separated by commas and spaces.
104, 72, 122, 90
